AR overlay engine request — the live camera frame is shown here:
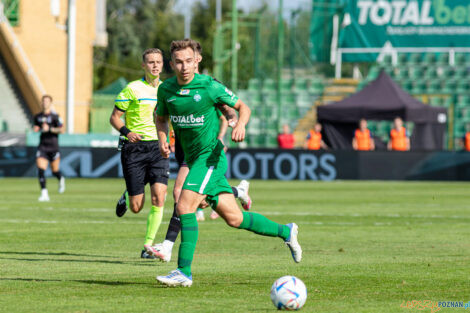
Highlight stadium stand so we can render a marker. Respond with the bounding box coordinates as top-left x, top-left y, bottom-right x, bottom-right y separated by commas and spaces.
361, 52, 470, 148
238, 77, 323, 148
0, 54, 31, 133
